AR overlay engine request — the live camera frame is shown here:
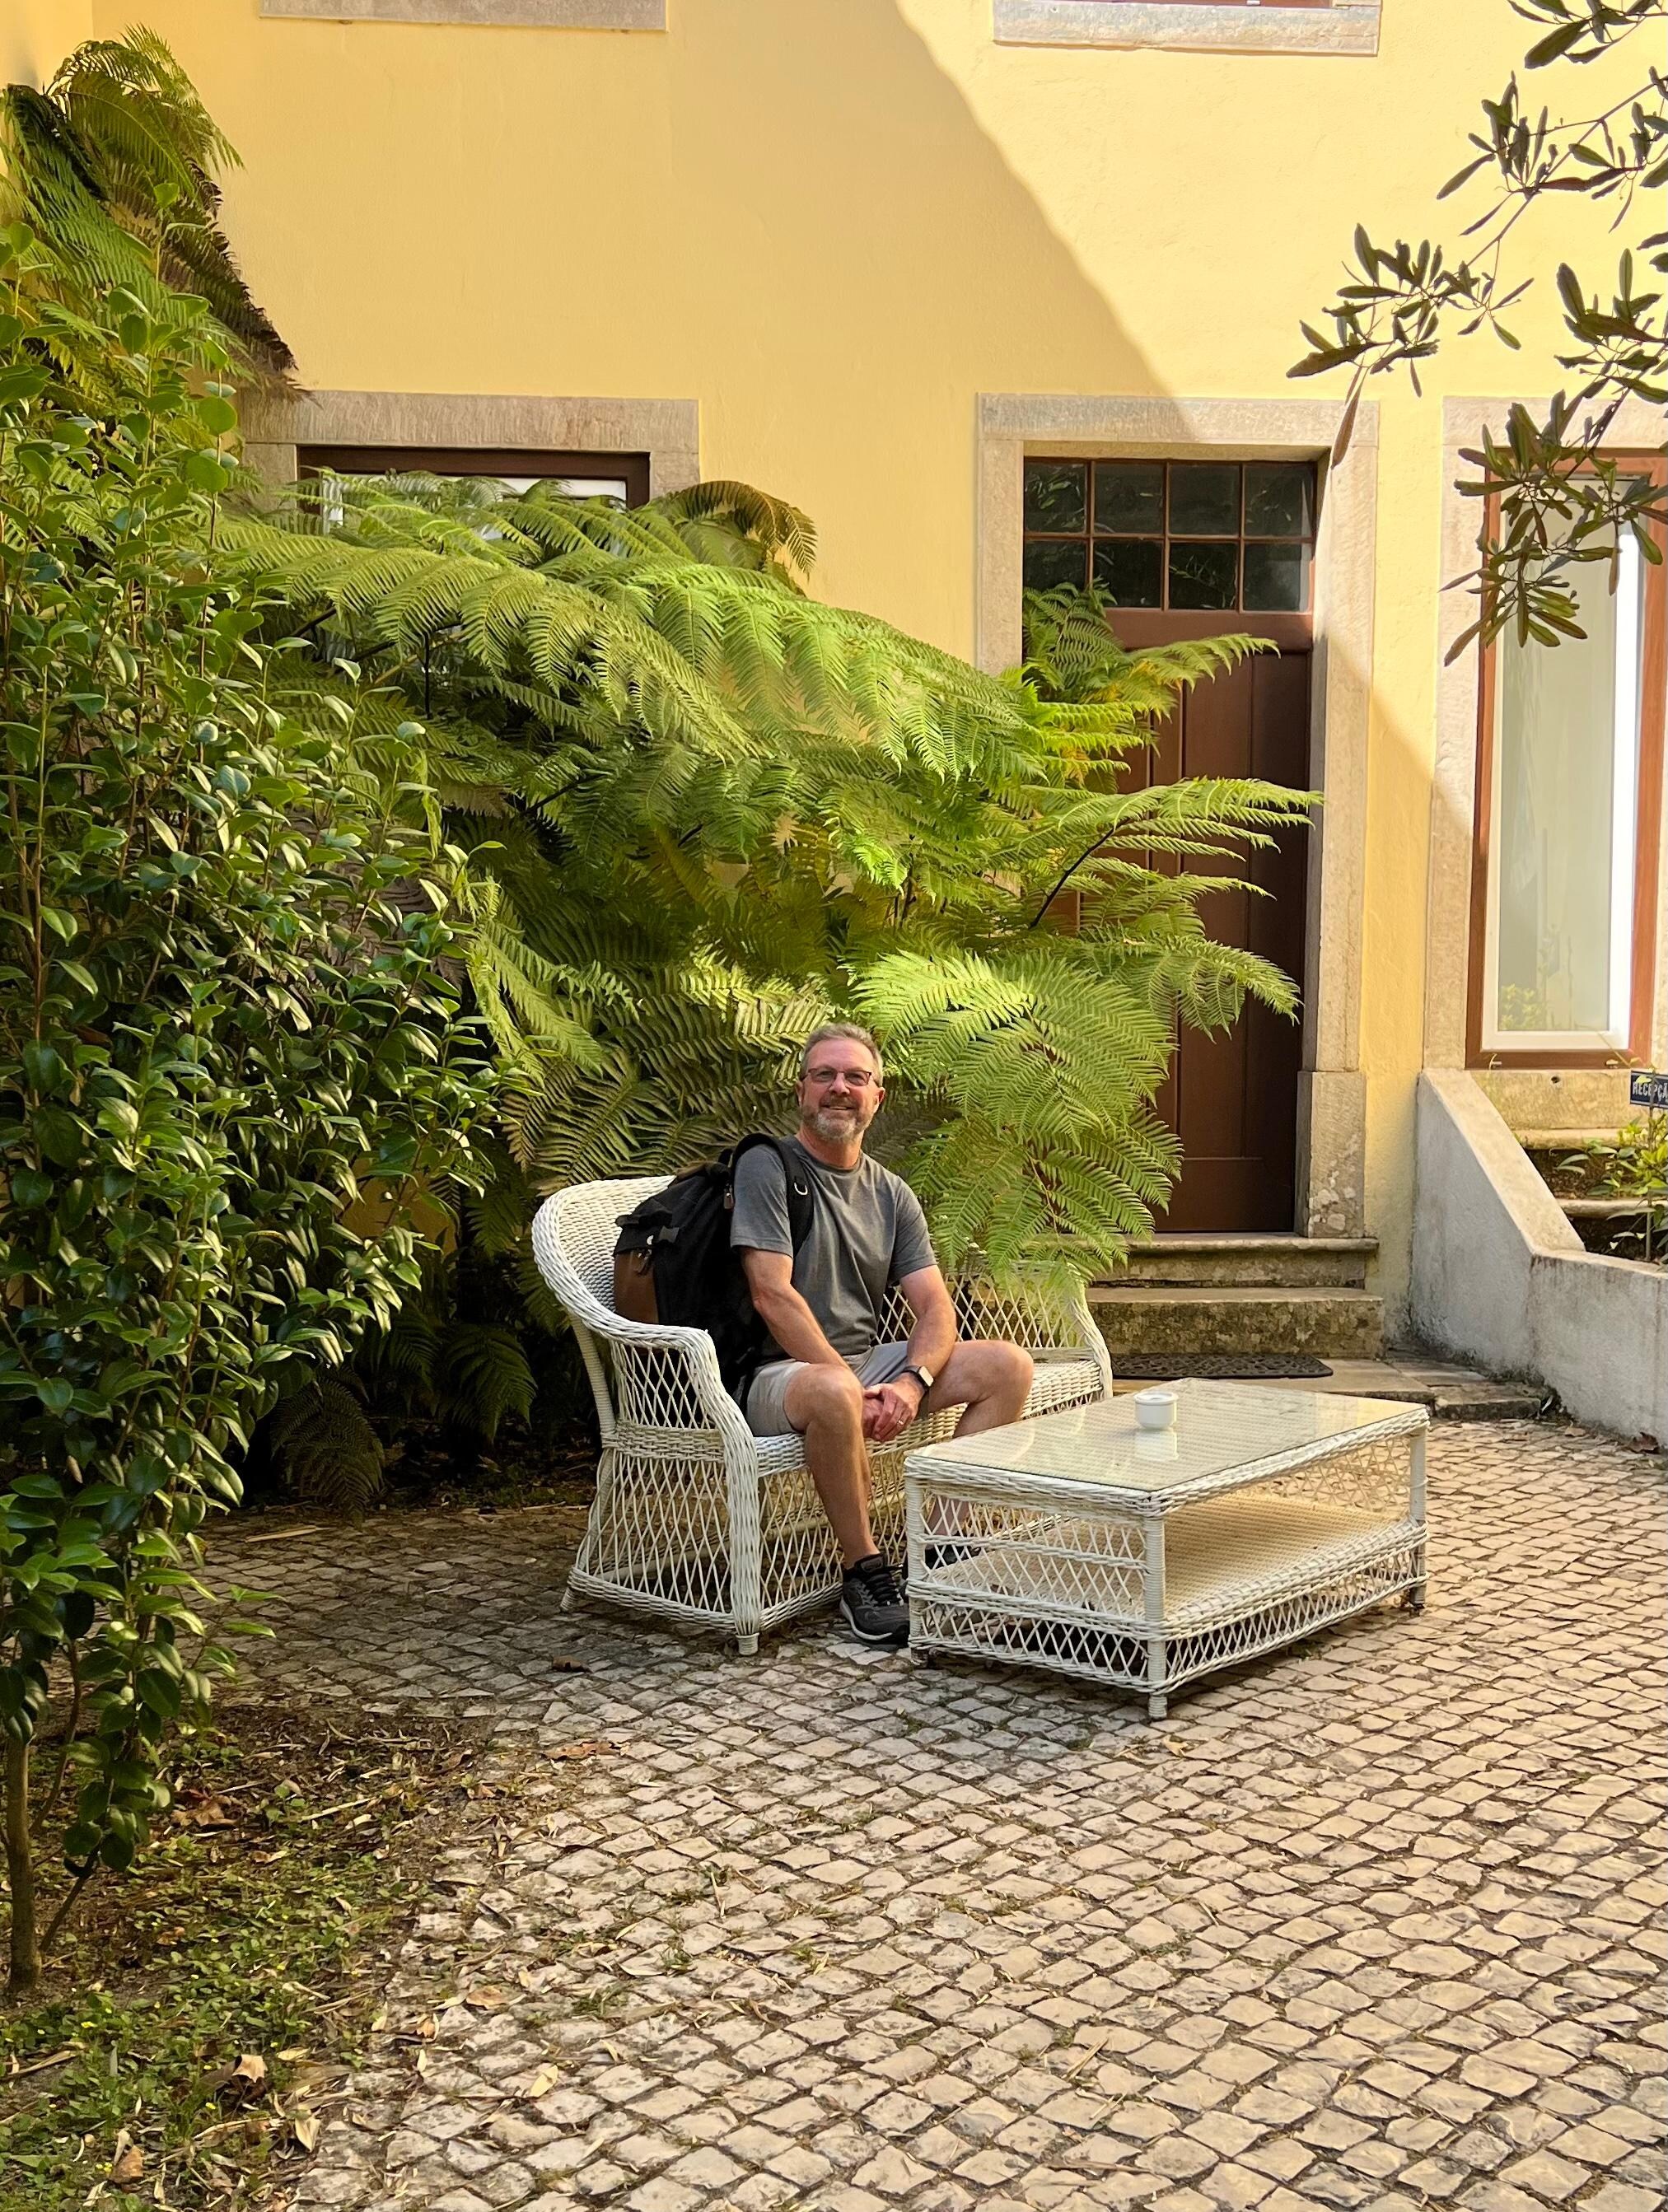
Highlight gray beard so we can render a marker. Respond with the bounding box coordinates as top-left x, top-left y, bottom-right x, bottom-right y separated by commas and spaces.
806, 1106, 868, 1146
